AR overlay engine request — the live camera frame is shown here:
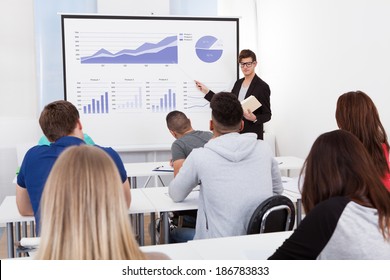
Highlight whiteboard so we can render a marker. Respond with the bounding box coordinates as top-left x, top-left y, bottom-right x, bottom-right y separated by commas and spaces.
61, 15, 239, 146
